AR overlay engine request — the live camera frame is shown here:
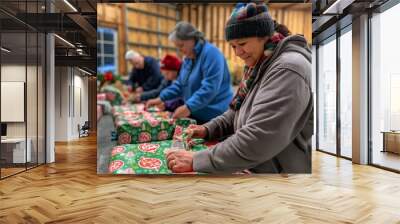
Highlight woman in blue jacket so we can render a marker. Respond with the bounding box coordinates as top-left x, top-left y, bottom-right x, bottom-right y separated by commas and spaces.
147, 22, 233, 124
